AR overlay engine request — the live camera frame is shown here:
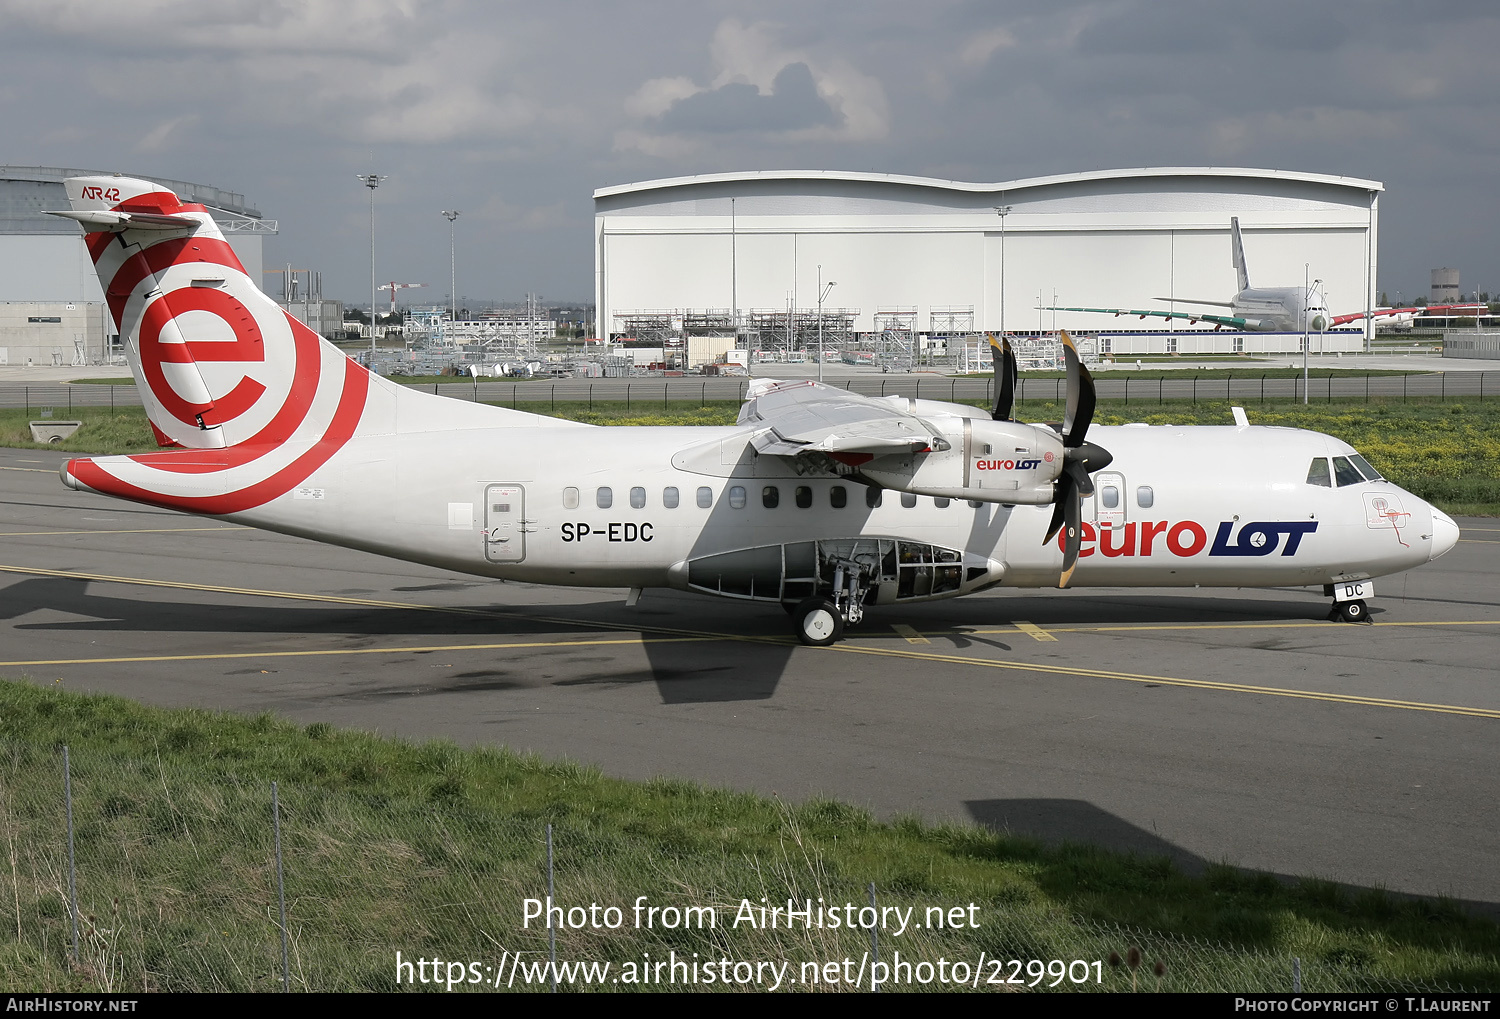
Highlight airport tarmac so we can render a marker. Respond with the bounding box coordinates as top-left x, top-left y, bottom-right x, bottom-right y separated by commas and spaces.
2, 446, 1497, 910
